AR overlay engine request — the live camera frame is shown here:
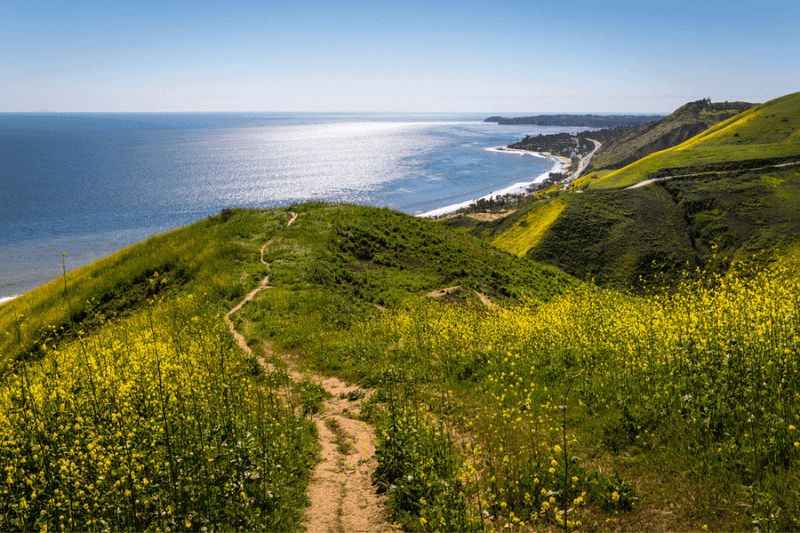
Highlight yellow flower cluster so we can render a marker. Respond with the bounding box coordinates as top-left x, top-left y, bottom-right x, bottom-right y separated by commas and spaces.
0, 297, 313, 530
348, 264, 800, 527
